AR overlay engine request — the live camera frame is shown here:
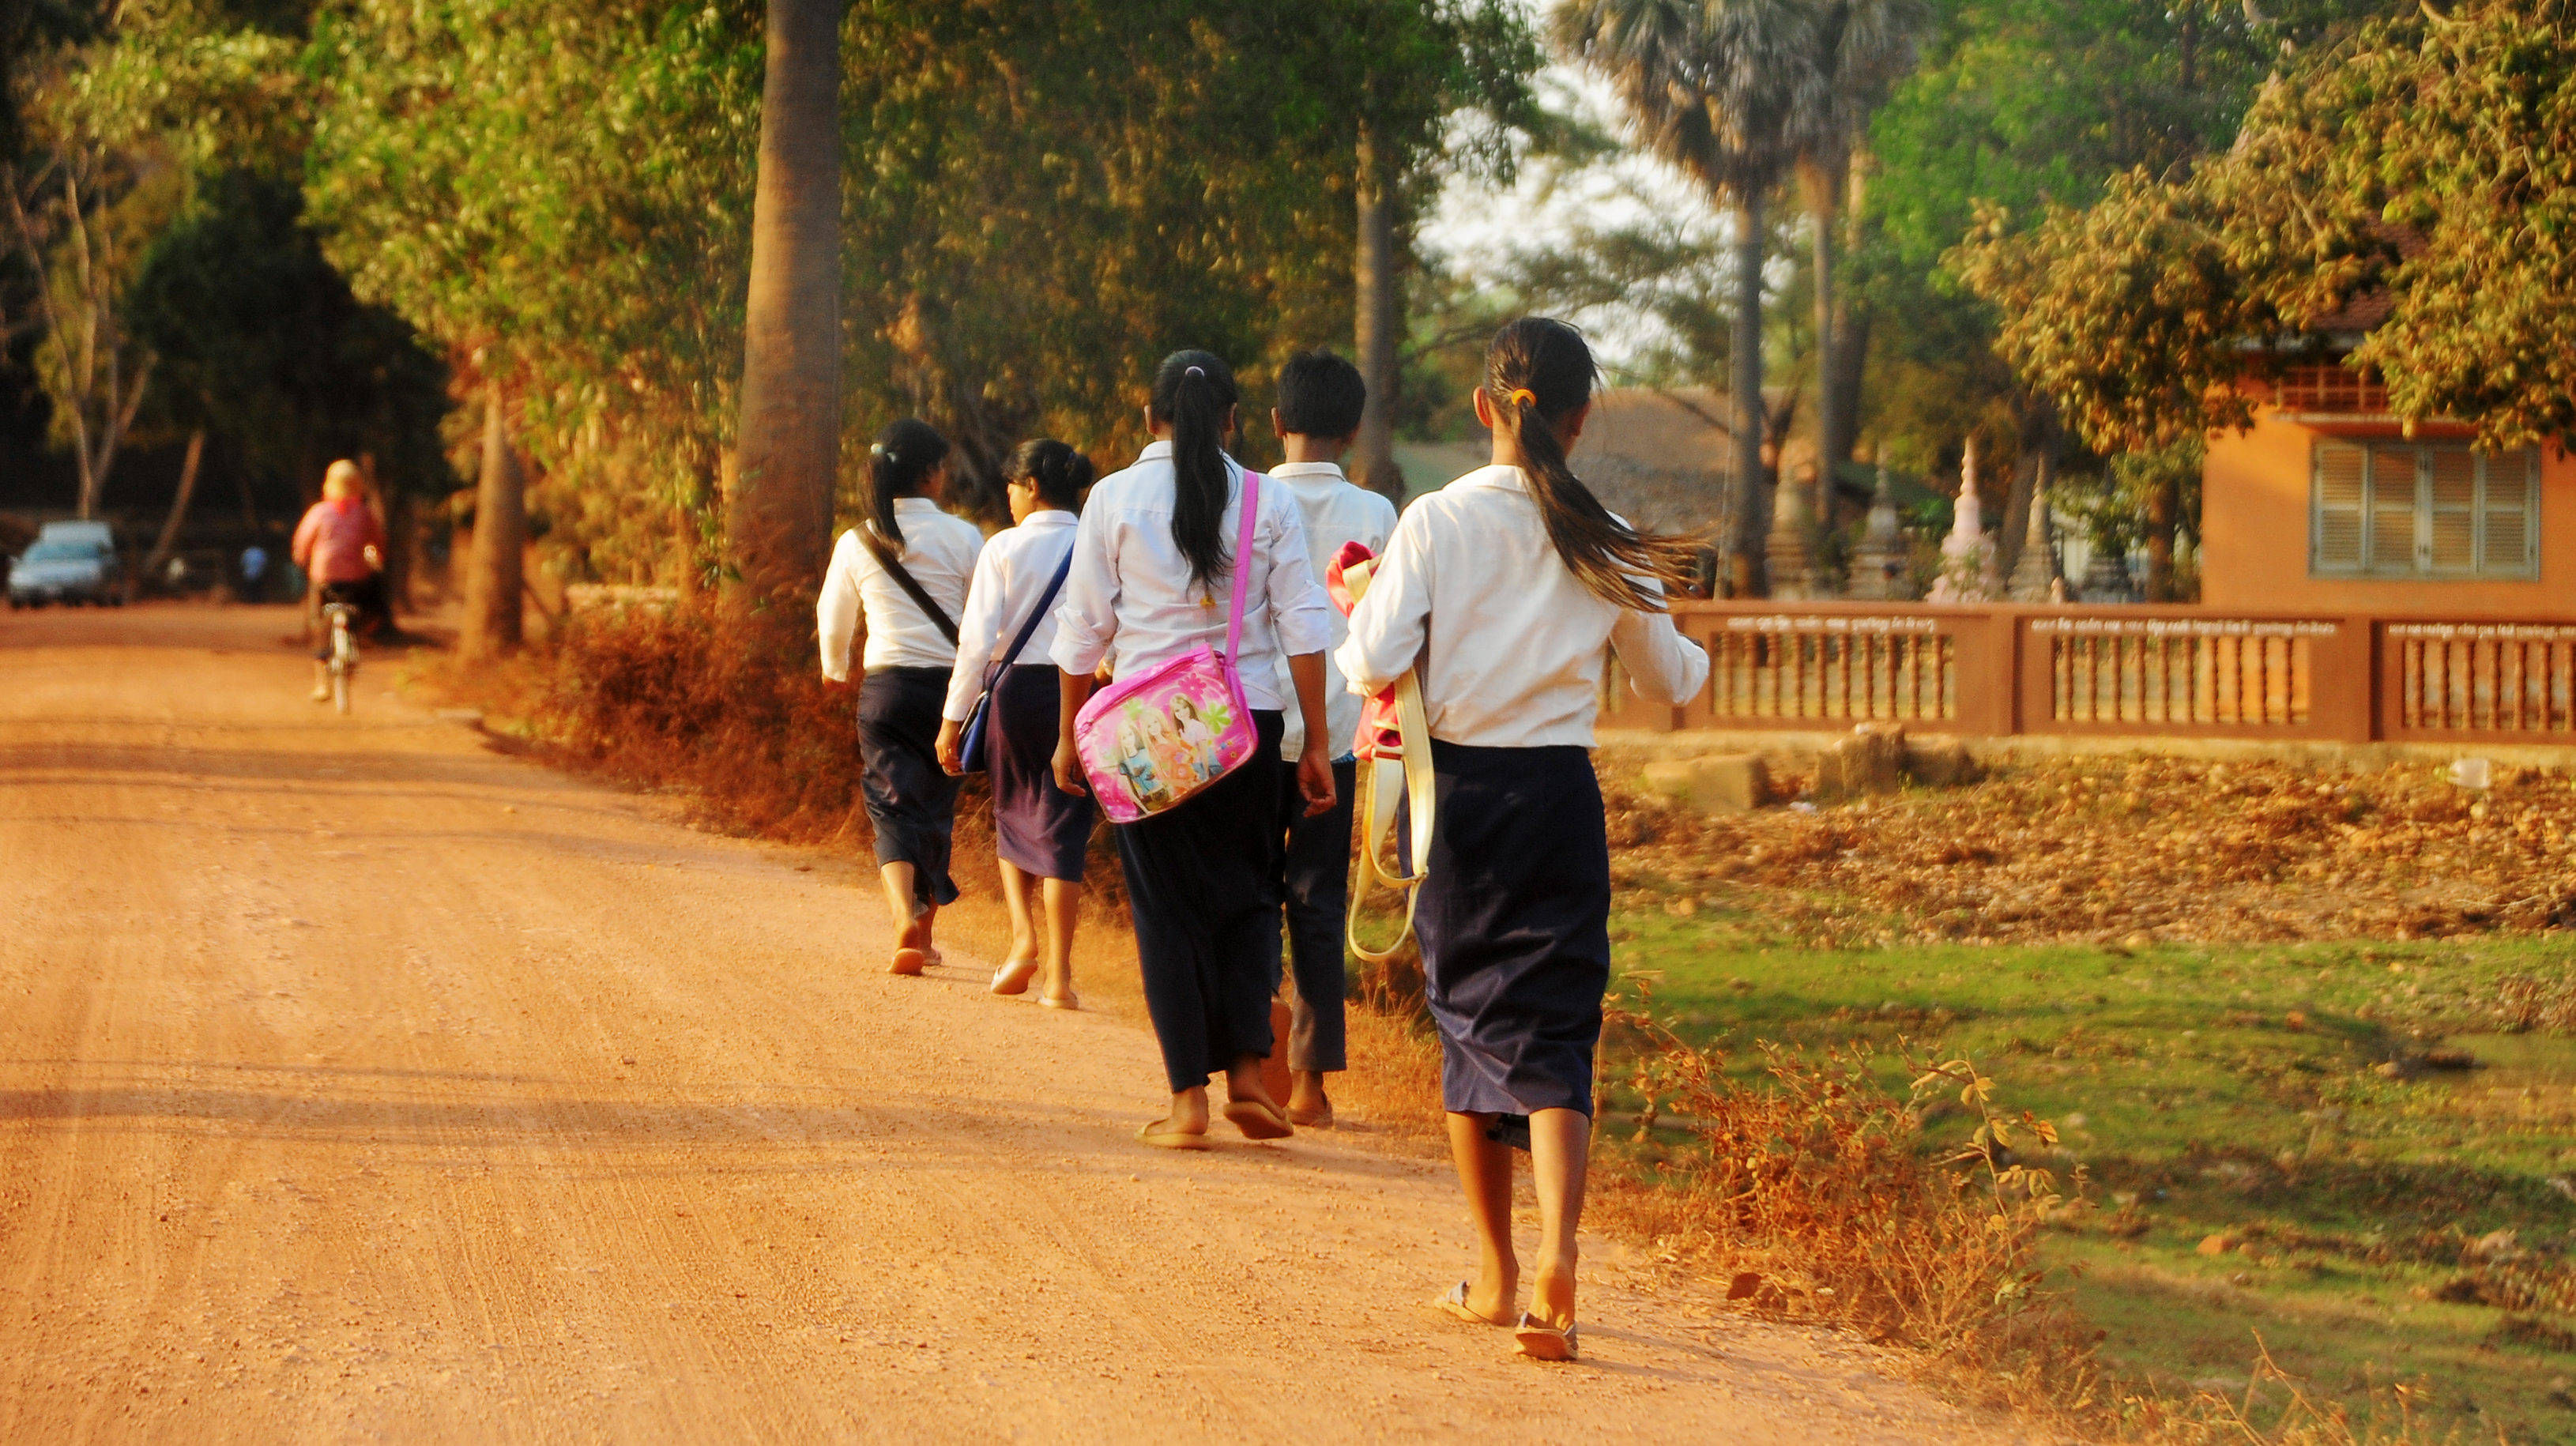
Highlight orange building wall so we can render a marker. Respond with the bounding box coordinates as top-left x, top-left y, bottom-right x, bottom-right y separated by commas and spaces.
2201, 405, 2576, 616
